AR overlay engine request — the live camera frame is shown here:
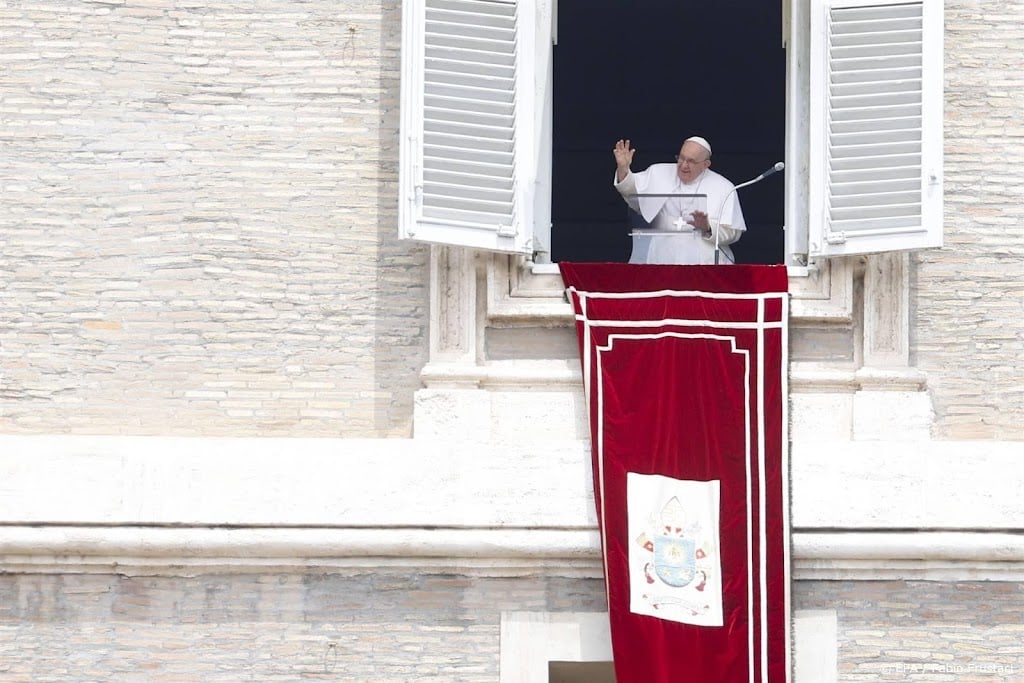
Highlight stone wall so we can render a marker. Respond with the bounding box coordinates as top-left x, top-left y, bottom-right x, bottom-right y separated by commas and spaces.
0, 570, 609, 683
0, 1, 428, 437
3, 0, 1022, 441
796, 580, 1024, 682
2, 572, 1021, 682
915, 1, 1024, 440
